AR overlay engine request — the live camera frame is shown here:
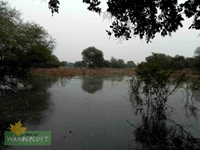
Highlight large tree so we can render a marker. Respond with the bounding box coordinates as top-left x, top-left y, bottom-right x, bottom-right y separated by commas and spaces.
0, 1, 57, 92
82, 47, 104, 68
48, 0, 200, 42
